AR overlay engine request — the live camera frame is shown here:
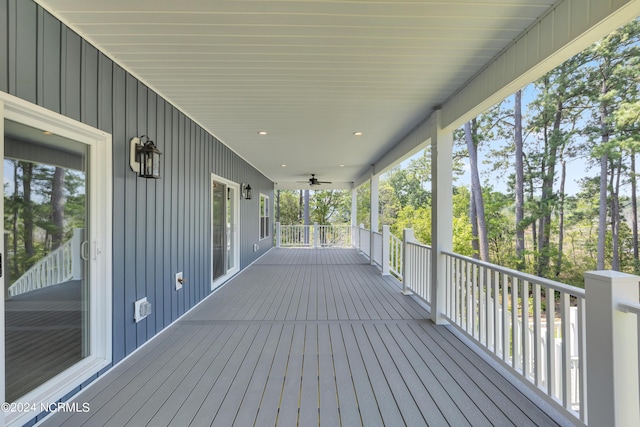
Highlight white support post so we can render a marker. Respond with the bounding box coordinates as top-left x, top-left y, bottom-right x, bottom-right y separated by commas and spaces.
402, 228, 415, 295
370, 170, 379, 266
359, 223, 364, 252
430, 109, 453, 325
351, 187, 358, 248
382, 225, 390, 276
313, 222, 319, 248
370, 172, 379, 233
275, 222, 281, 248
585, 270, 640, 427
